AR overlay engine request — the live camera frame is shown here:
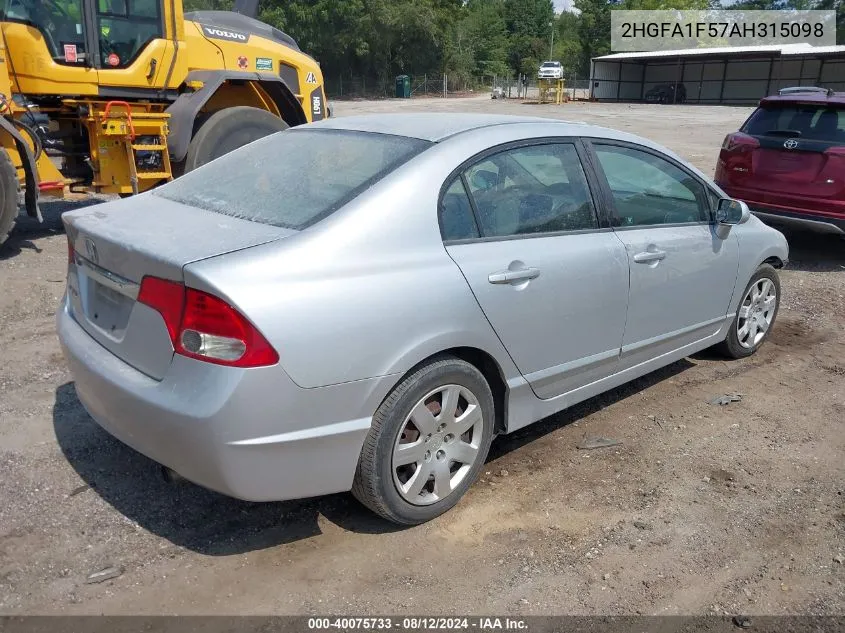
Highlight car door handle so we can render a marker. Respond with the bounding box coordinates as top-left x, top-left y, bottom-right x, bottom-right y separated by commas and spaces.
488, 267, 540, 284
633, 250, 667, 264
